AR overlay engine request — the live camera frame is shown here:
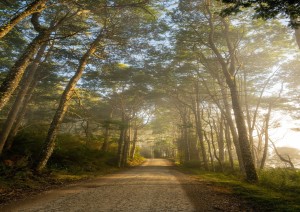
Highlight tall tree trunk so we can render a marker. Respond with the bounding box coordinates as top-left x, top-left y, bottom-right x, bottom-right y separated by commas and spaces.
0, 0, 48, 39
244, 70, 276, 166
101, 122, 110, 152
204, 131, 214, 171
182, 110, 190, 162
201, 72, 244, 171
101, 110, 113, 152
178, 107, 190, 162
224, 120, 234, 170
228, 80, 258, 182
211, 119, 223, 171
34, 30, 105, 172
185, 126, 191, 162
194, 83, 209, 170
260, 103, 272, 170
202, 73, 244, 171
243, 72, 255, 159
218, 79, 244, 172
117, 126, 126, 168
121, 126, 130, 167
117, 110, 128, 168
0, 43, 47, 154
130, 127, 138, 159
218, 118, 225, 163
206, 7, 258, 182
